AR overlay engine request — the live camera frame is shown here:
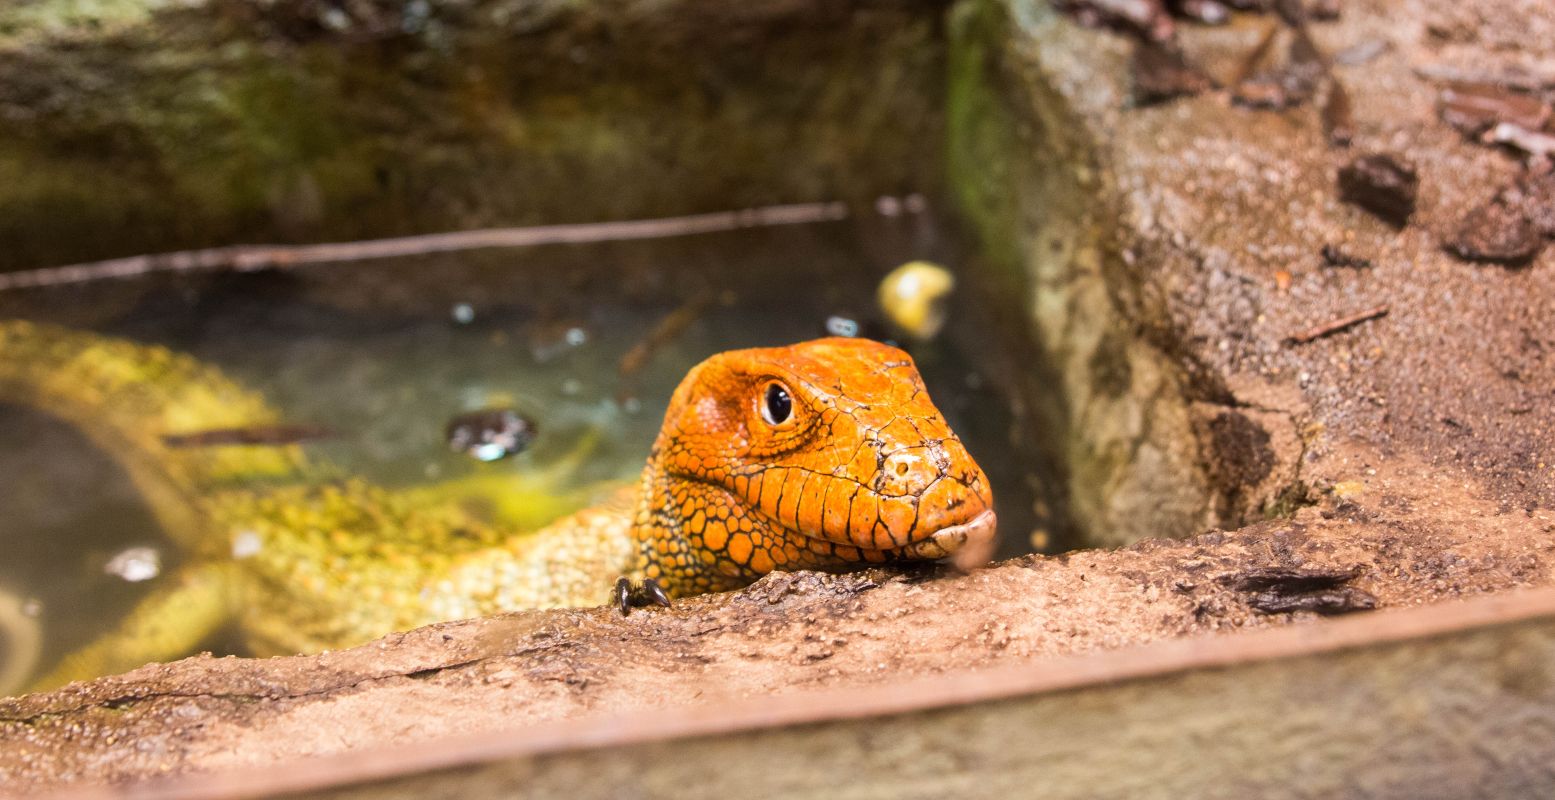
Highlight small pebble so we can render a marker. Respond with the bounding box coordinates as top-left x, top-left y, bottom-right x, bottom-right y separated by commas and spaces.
1338, 153, 1418, 227
1438, 84, 1551, 138
1132, 41, 1215, 106
825, 315, 862, 338
1333, 39, 1389, 67
104, 547, 161, 582
445, 409, 536, 462
875, 196, 903, 217
1445, 198, 1543, 266
1320, 244, 1373, 269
